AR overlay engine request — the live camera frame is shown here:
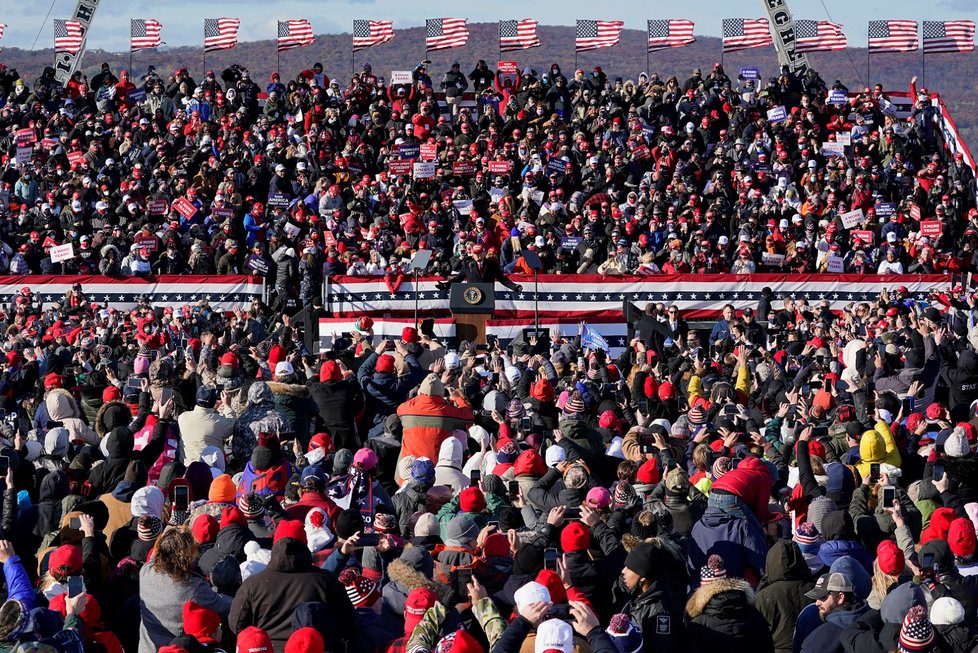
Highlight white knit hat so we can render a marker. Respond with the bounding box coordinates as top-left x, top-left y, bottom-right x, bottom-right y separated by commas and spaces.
930, 596, 965, 626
